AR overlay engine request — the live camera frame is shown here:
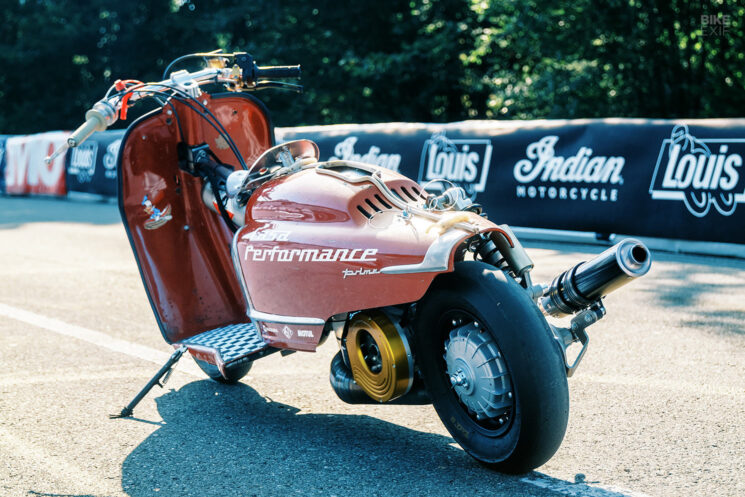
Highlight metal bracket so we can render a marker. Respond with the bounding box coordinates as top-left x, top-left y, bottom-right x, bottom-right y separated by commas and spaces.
552, 301, 606, 377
